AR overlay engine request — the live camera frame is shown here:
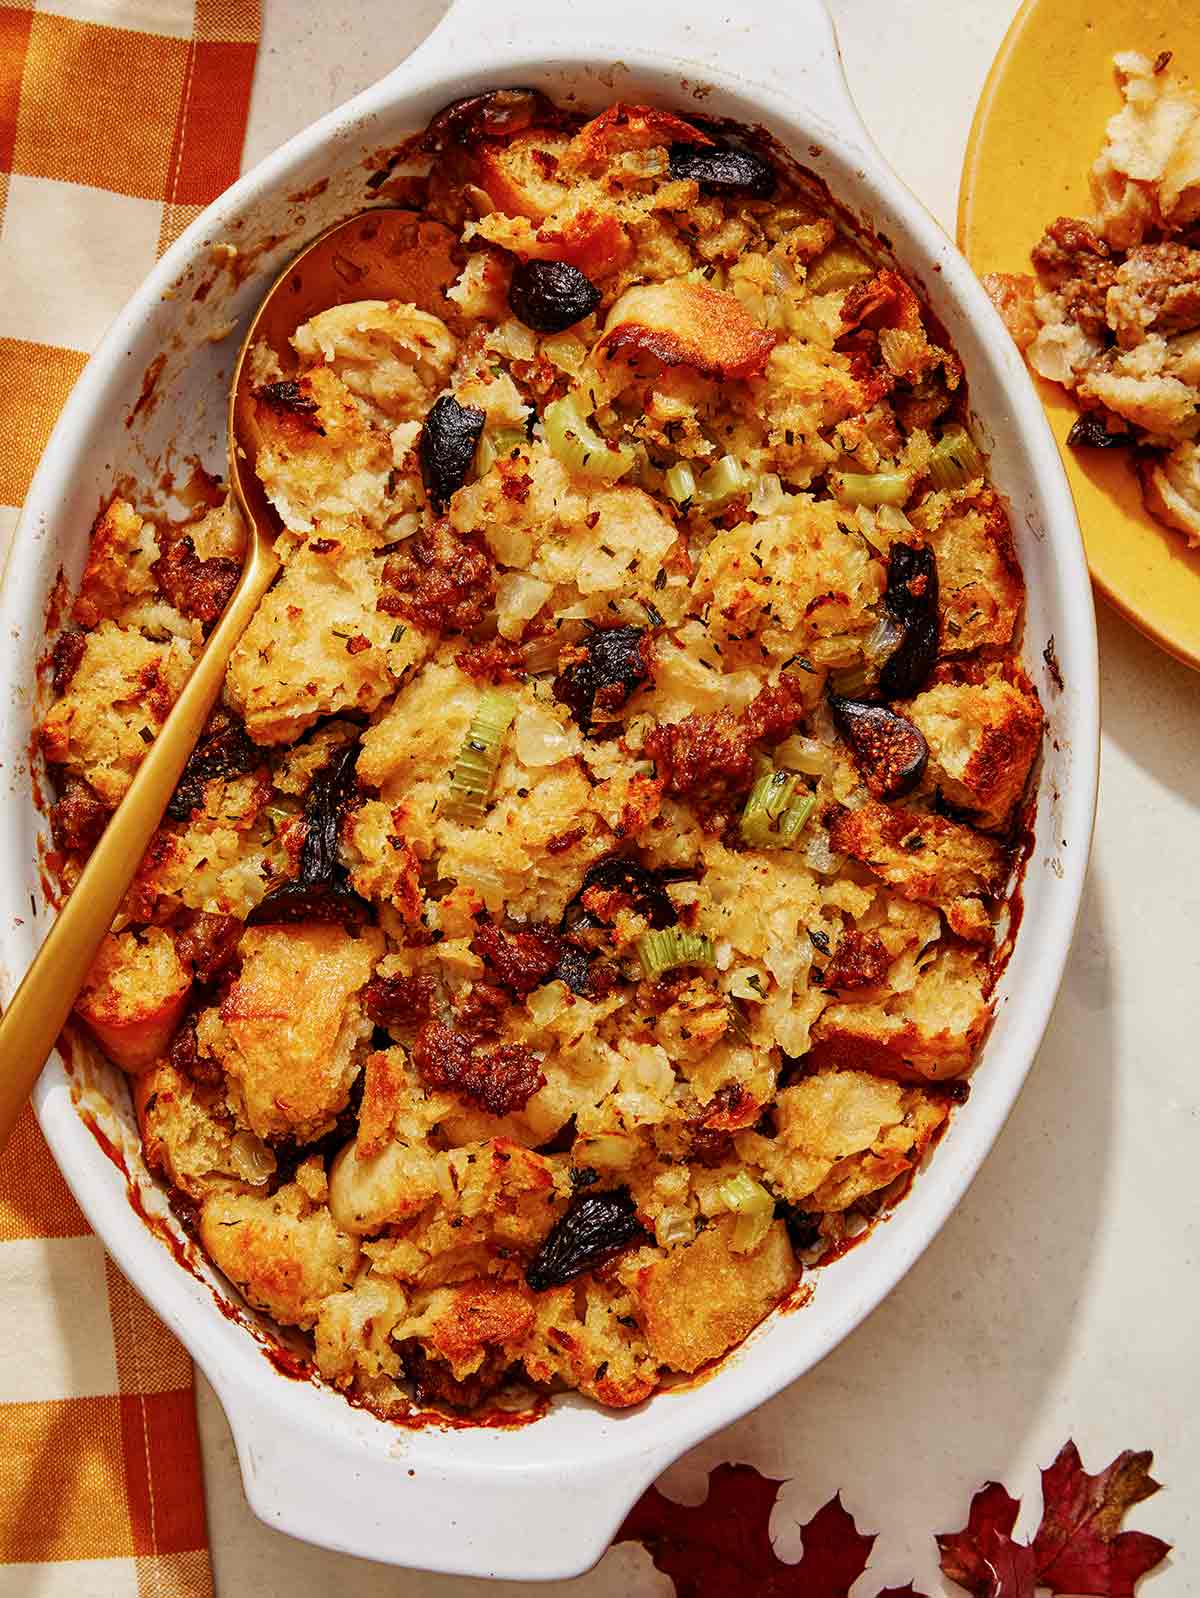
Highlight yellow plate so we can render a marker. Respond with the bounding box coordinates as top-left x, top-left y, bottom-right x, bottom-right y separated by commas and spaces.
959, 0, 1200, 671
